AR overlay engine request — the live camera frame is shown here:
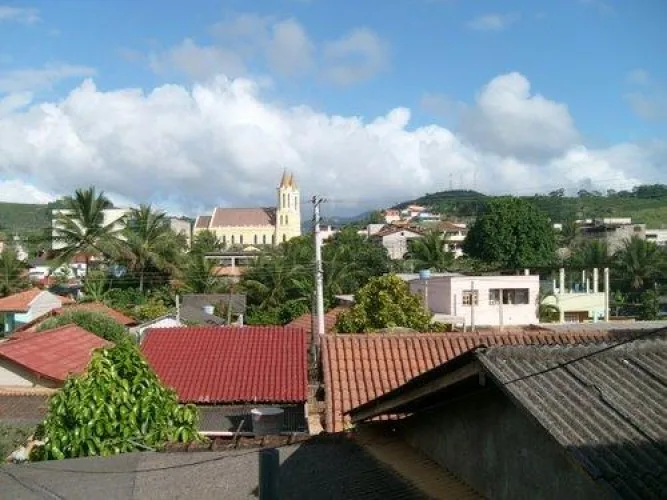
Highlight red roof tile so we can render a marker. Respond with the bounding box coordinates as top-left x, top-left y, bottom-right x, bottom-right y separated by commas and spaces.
286, 306, 349, 335
194, 215, 212, 229
0, 325, 111, 383
0, 288, 44, 313
141, 326, 308, 404
322, 330, 627, 432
